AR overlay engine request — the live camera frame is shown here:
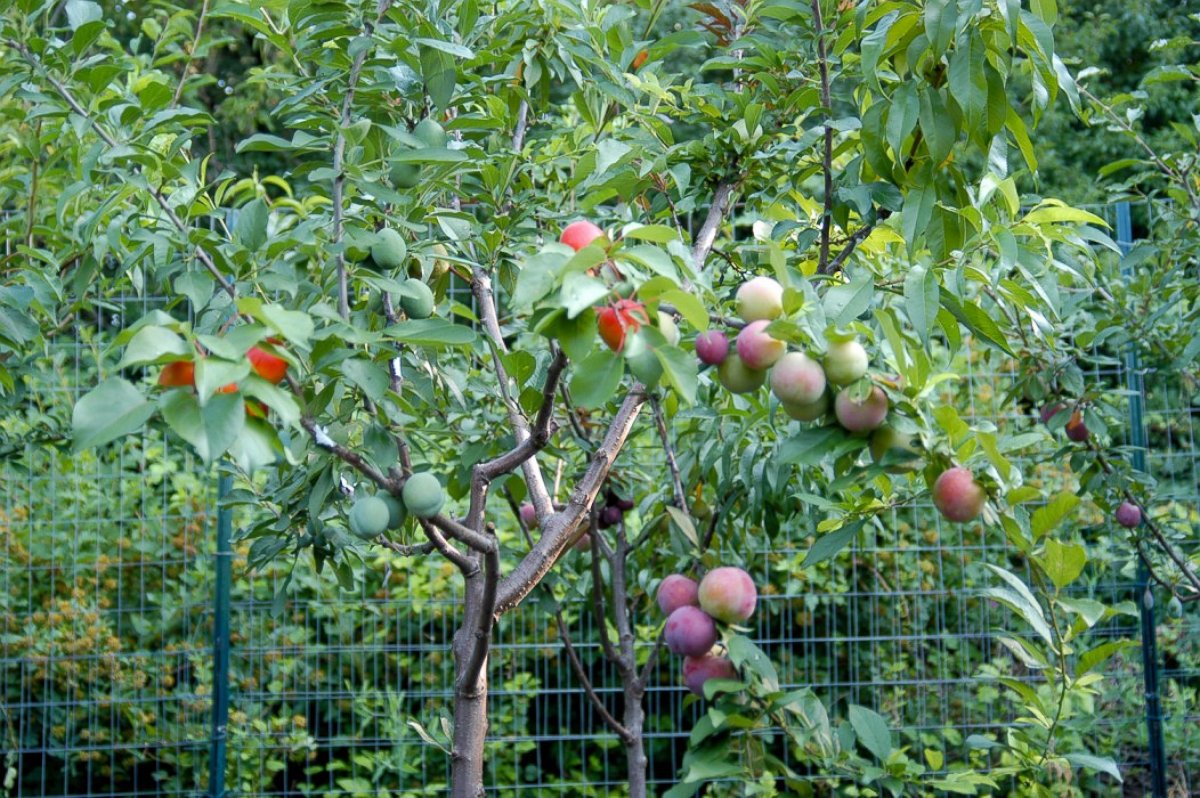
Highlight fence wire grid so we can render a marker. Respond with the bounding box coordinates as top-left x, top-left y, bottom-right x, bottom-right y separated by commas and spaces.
1, 202, 1197, 797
